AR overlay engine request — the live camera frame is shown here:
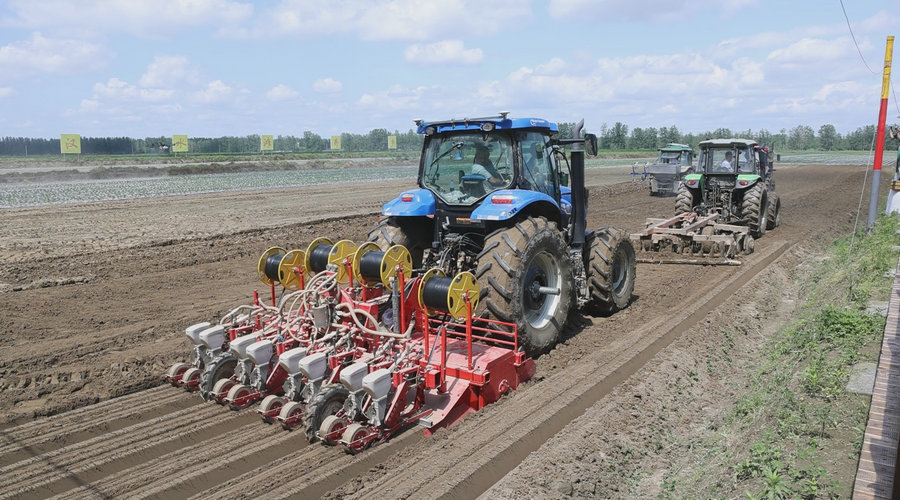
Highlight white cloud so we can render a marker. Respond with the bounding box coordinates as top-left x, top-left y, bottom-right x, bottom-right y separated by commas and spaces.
0, 32, 111, 79
249, 0, 529, 41
194, 80, 232, 103
767, 37, 854, 66
267, 84, 299, 100
357, 84, 429, 111
3, 0, 253, 38
404, 40, 482, 65
546, 0, 758, 22
91, 77, 174, 102
0, 87, 12, 98
313, 78, 342, 93
139, 55, 198, 88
